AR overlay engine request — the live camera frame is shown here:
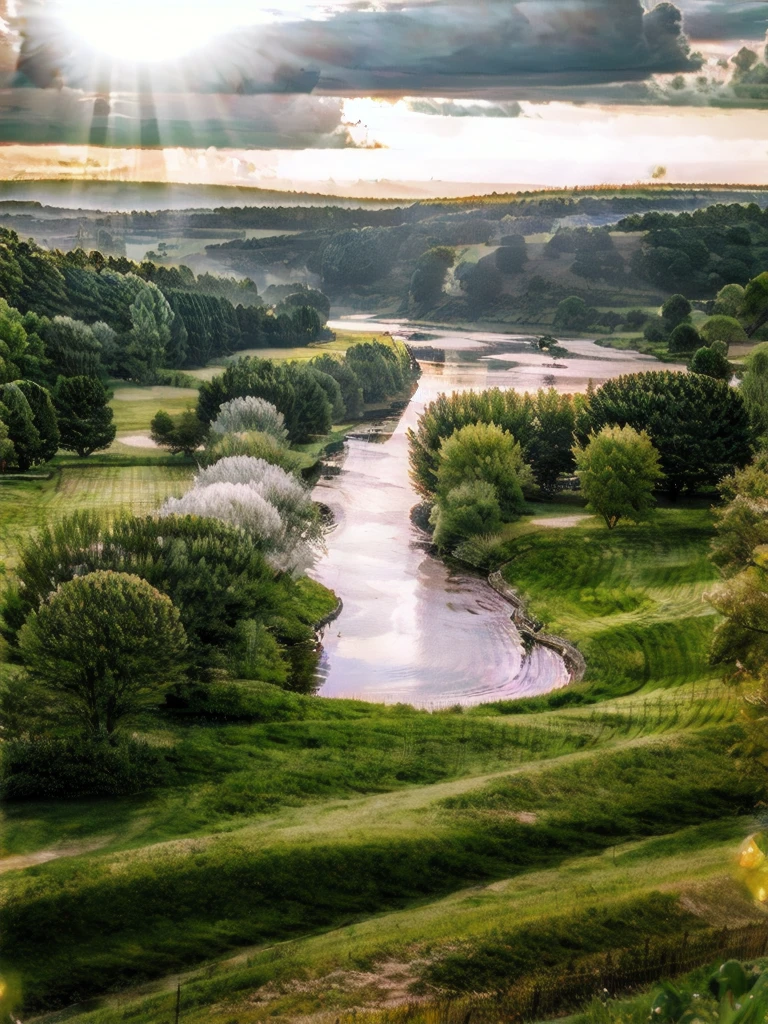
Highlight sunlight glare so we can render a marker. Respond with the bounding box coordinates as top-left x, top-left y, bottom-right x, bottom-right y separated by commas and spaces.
55, 0, 255, 62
